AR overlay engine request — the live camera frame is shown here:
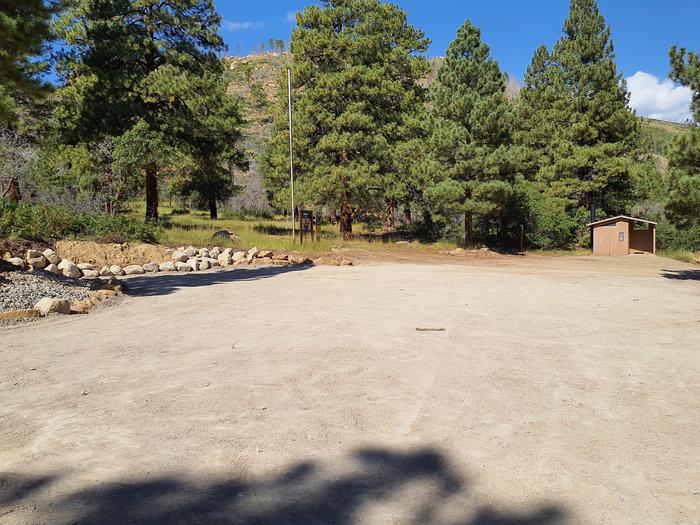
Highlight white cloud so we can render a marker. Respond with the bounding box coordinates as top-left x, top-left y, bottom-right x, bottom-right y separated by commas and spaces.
223, 21, 265, 32
626, 71, 692, 123
286, 11, 297, 24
